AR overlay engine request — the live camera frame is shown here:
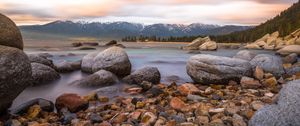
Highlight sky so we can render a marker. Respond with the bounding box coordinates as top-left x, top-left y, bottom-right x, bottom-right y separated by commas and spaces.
0, 0, 297, 26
